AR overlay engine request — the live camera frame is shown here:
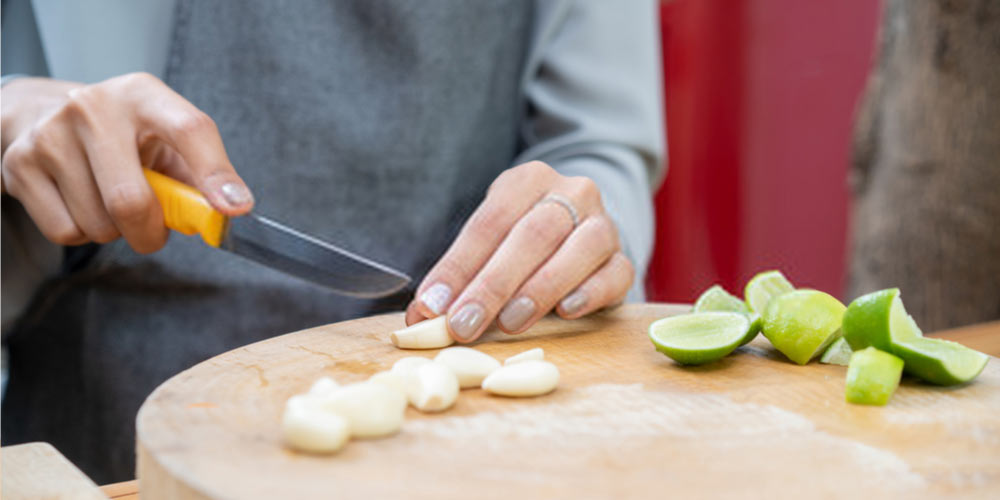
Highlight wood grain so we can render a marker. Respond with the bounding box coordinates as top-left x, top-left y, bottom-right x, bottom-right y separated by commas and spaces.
1, 442, 108, 500
136, 304, 1000, 499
